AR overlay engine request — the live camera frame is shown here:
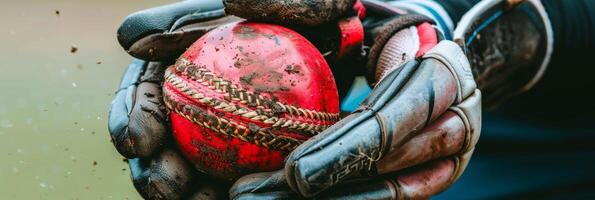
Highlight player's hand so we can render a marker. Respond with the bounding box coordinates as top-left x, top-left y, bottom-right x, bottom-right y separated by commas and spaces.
108, 0, 237, 199
229, 0, 481, 199
231, 39, 481, 199
109, 0, 553, 199
230, 0, 554, 198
